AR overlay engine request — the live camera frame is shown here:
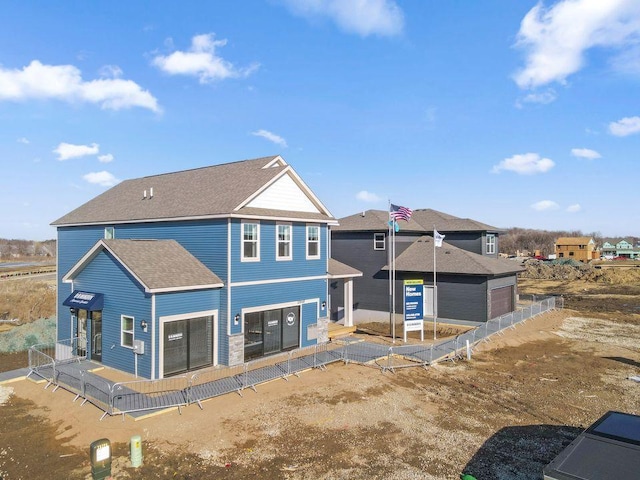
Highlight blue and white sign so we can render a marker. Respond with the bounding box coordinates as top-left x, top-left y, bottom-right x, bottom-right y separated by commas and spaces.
404, 280, 424, 341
